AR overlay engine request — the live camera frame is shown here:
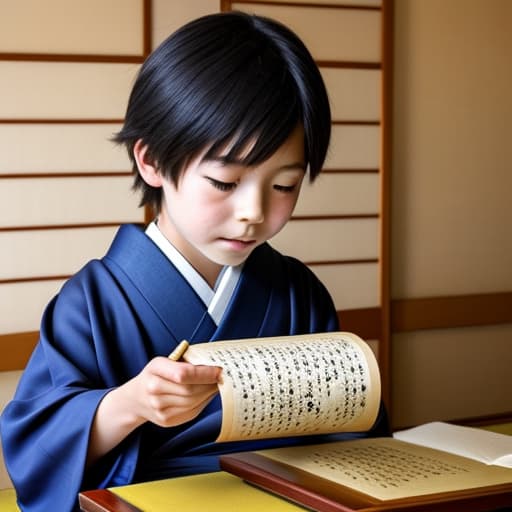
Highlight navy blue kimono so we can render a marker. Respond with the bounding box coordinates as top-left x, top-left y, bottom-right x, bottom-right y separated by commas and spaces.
1, 224, 388, 511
